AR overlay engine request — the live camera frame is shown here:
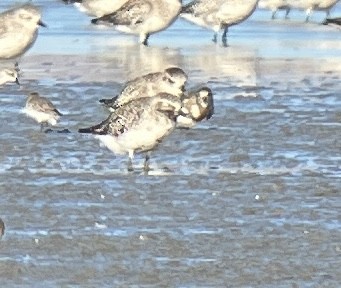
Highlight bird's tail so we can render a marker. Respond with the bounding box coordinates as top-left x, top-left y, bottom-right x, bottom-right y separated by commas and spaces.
54, 109, 63, 117
98, 95, 118, 106
78, 120, 108, 135
78, 127, 94, 133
